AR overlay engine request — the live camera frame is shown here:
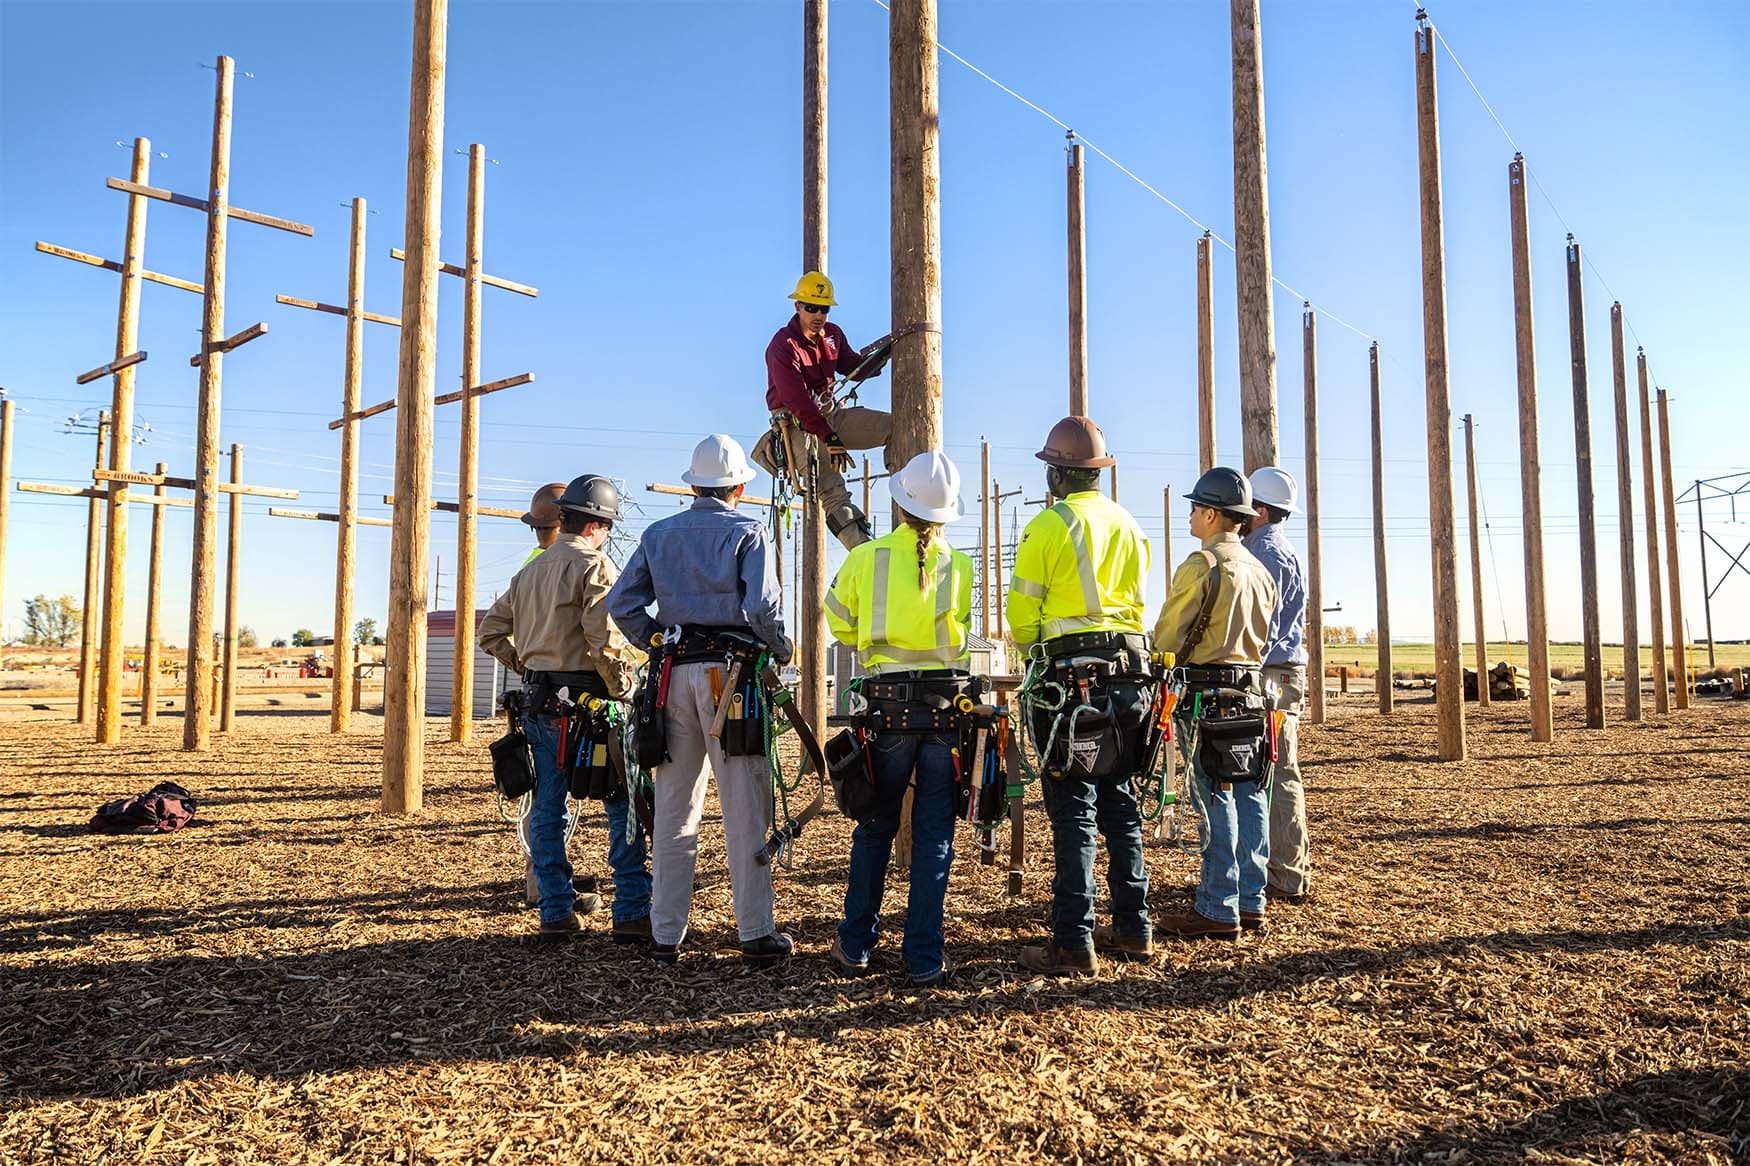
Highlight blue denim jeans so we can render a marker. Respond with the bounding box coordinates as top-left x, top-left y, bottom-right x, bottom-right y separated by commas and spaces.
837, 731, 956, 980
522, 711, 651, 925
1179, 713, 1269, 924
1039, 767, 1151, 954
